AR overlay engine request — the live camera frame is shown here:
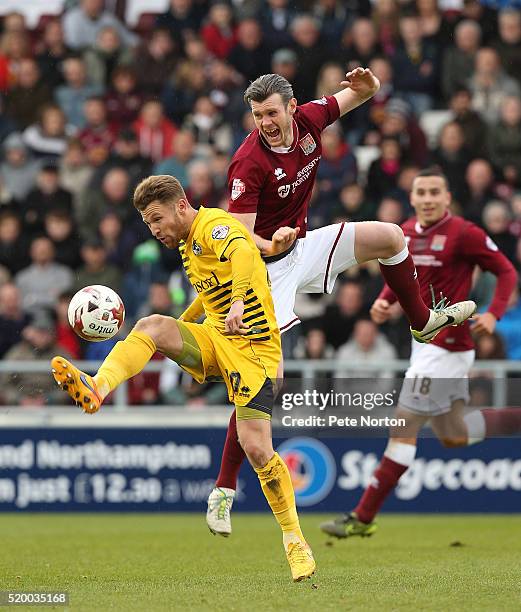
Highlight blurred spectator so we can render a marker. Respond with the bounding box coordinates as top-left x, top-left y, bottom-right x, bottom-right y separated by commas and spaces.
161, 59, 207, 125
392, 13, 440, 115
228, 18, 271, 83
133, 99, 177, 162
92, 128, 152, 188
74, 238, 122, 293
322, 280, 366, 349
2, 12, 26, 34
376, 196, 404, 225
201, 1, 238, 59
462, 158, 496, 224
155, 0, 205, 46
474, 331, 506, 360
429, 121, 472, 203
488, 96, 521, 186
457, 0, 498, 45
467, 47, 521, 124
378, 98, 428, 166
416, 0, 453, 47
133, 27, 179, 96
15, 236, 73, 314
182, 95, 233, 157
62, 0, 139, 51
35, 19, 70, 90
0, 30, 32, 93
449, 87, 488, 158
55, 56, 102, 129
185, 159, 222, 208
442, 19, 482, 101
0, 309, 71, 406
293, 326, 335, 360
493, 8, 521, 85
21, 164, 73, 237
58, 139, 94, 212
98, 211, 140, 271
0, 211, 30, 274
4, 59, 52, 129
311, 0, 350, 45
335, 317, 397, 377
333, 182, 376, 223
343, 17, 382, 71
83, 24, 134, 90
258, 0, 296, 50
154, 129, 199, 188
44, 209, 82, 270
271, 47, 298, 84
0, 133, 41, 201
0, 95, 16, 144
290, 14, 334, 101
78, 96, 117, 166
496, 285, 521, 359
104, 66, 144, 128
77, 167, 135, 238
372, 0, 400, 56
481, 200, 517, 263
0, 282, 31, 358
22, 104, 74, 160
366, 137, 403, 203
54, 291, 81, 358
204, 58, 245, 123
